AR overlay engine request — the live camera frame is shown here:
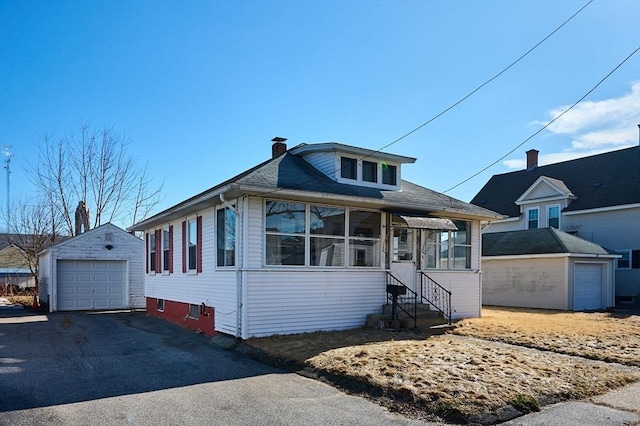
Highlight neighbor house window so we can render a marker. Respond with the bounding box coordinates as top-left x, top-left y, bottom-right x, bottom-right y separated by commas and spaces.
340, 157, 357, 180
616, 250, 631, 270
527, 208, 539, 229
548, 205, 560, 228
217, 206, 236, 267
162, 228, 170, 272
382, 164, 397, 185
362, 160, 377, 183
149, 232, 156, 273
348, 209, 381, 267
265, 200, 306, 265
157, 298, 164, 312
188, 303, 199, 319
424, 220, 471, 270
